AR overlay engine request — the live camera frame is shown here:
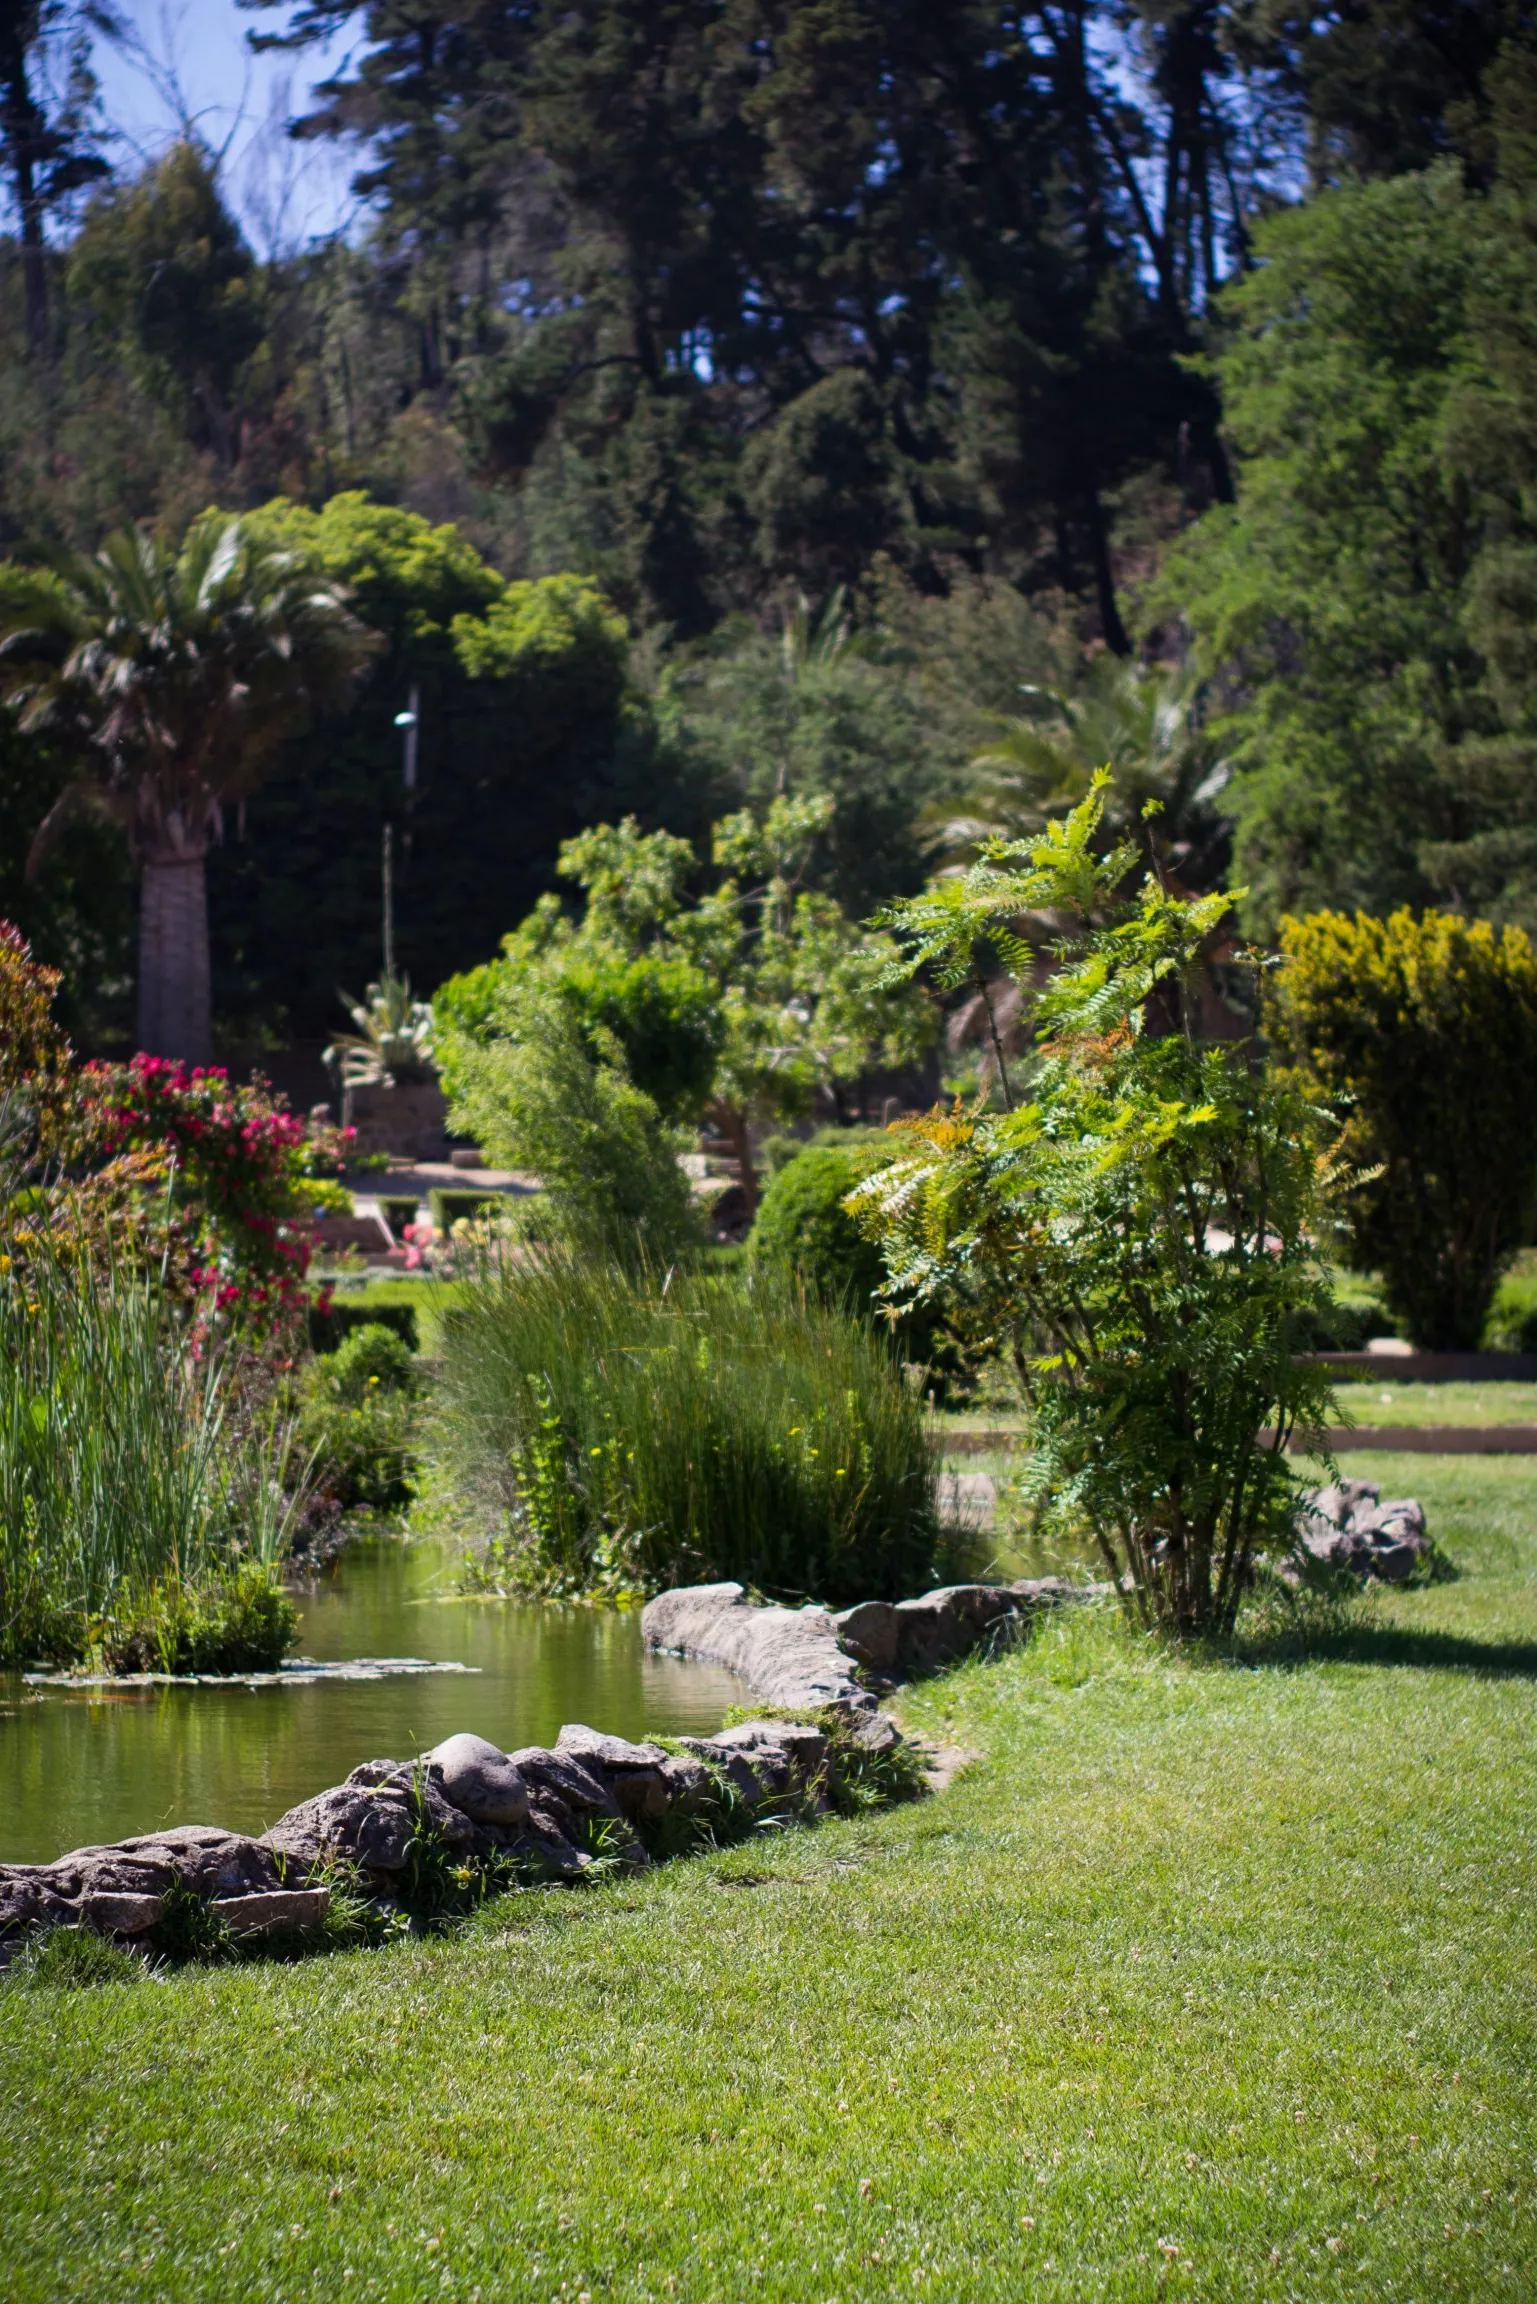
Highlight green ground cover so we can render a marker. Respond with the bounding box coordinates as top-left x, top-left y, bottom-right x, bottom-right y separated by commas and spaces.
1, 1450, 1532, 2298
